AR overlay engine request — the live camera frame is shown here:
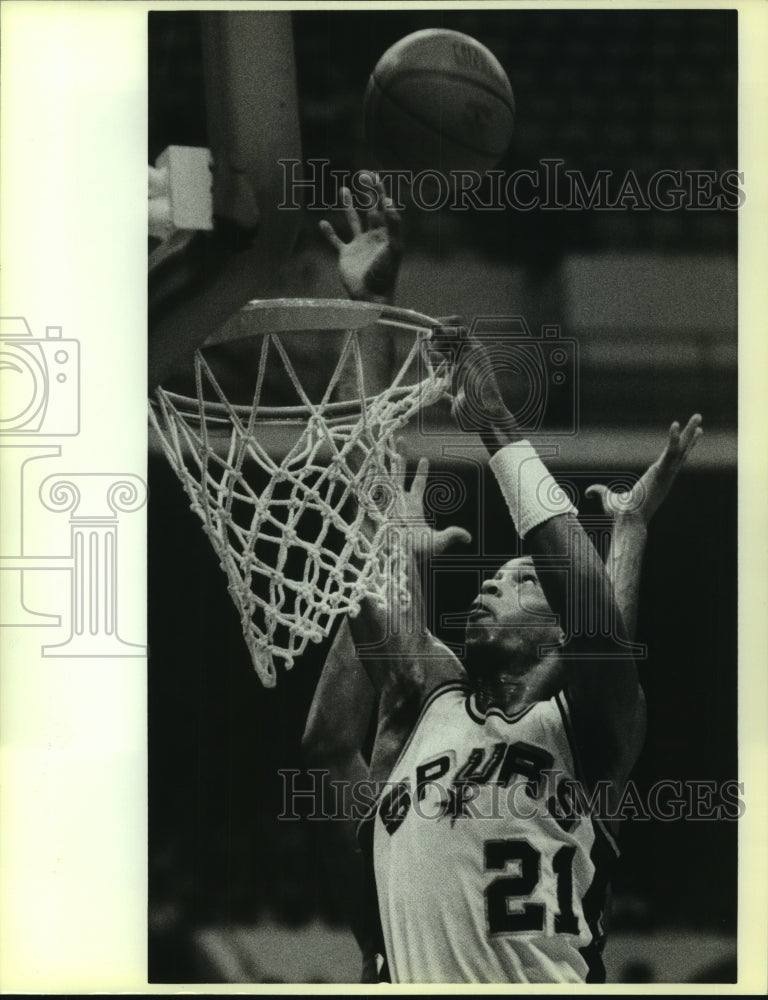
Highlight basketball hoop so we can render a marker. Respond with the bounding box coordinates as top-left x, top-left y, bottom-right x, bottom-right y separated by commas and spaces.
149, 298, 450, 686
